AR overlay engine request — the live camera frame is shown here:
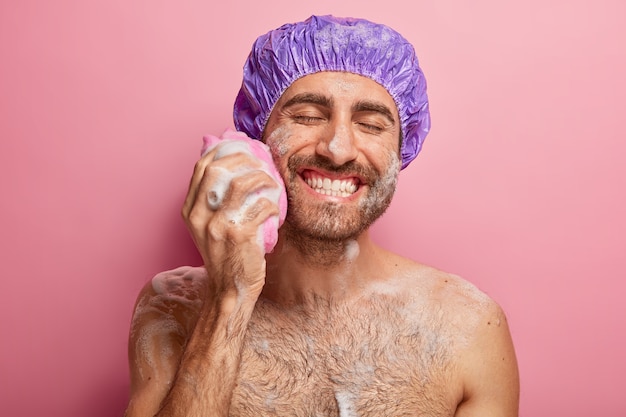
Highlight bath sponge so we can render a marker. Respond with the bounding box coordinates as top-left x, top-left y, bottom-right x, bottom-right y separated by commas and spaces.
201, 129, 288, 253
